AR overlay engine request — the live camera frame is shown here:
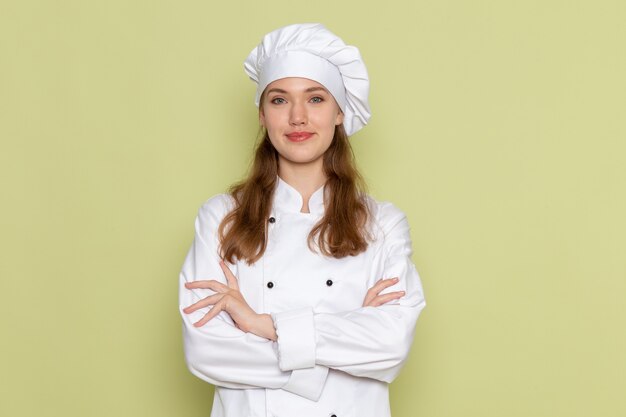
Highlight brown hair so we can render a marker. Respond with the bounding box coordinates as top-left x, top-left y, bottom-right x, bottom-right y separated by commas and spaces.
217, 124, 372, 265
